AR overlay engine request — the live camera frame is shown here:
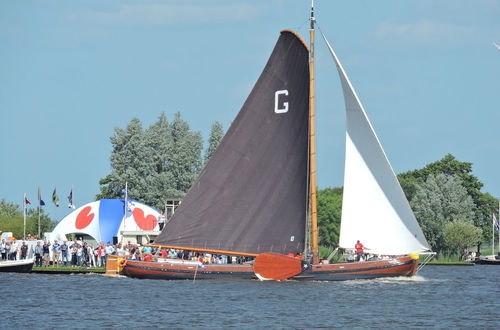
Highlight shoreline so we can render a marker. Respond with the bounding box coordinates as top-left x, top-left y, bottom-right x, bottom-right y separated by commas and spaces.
31, 266, 105, 274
